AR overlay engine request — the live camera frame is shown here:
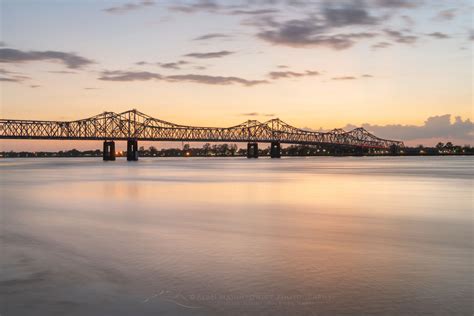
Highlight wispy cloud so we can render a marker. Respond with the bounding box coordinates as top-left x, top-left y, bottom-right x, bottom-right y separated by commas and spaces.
136, 60, 191, 70
373, 0, 421, 8
99, 71, 162, 81
0, 48, 94, 69
434, 9, 456, 21
0, 68, 31, 82
192, 33, 231, 41
167, 0, 432, 53
165, 74, 267, 86
332, 76, 357, 80
427, 32, 450, 39
256, 15, 377, 49
98, 70, 268, 86
384, 29, 417, 44
229, 9, 279, 15
184, 50, 234, 58
241, 112, 275, 117
47, 70, 78, 74
169, 0, 219, 14
322, 4, 378, 27
103, 0, 154, 14
159, 60, 189, 70
371, 41, 392, 50
268, 70, 320, 80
